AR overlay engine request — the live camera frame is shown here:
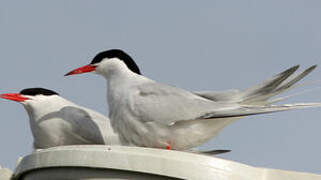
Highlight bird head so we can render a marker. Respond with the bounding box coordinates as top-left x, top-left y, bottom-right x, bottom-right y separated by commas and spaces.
1, 88, 60, 107
65, 49, 141, 77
